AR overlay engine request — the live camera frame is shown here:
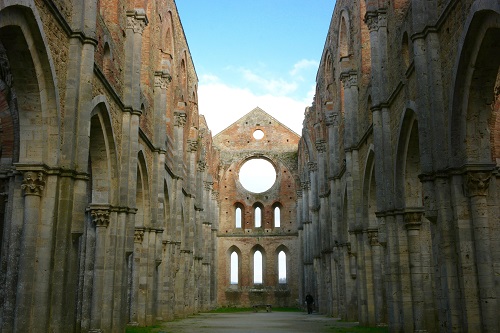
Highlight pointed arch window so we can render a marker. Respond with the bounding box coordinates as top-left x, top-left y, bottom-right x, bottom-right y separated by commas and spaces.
278, 251, 287, 283
254, 206, 262, 228
230, 251, 239, 284
235, 206, 242, 228
254, 250, 263, 284
274, 206, 281, 228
